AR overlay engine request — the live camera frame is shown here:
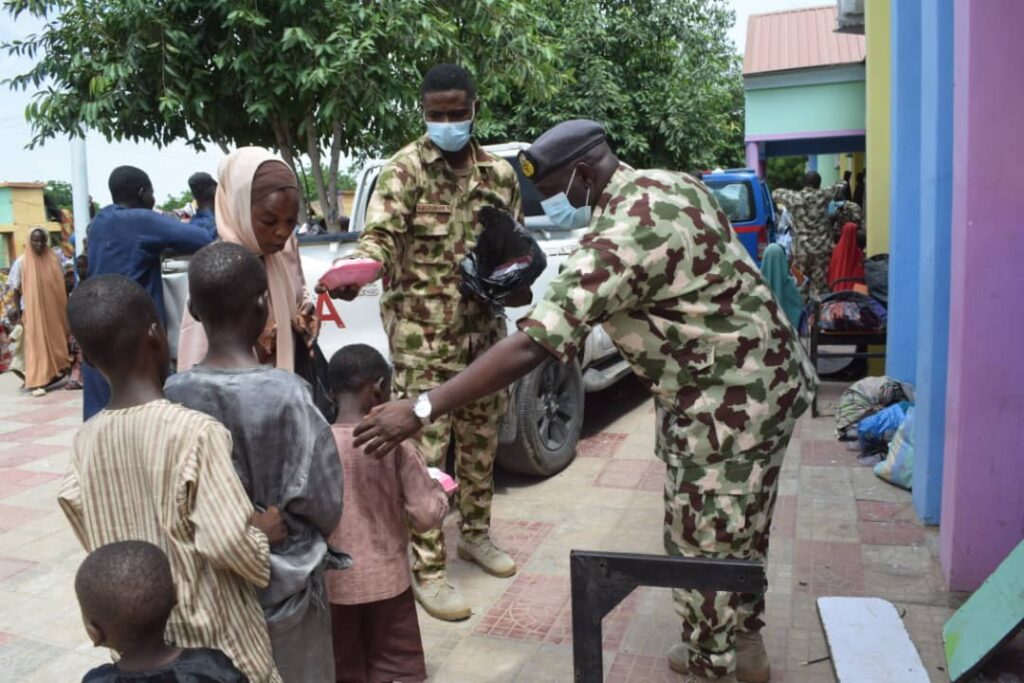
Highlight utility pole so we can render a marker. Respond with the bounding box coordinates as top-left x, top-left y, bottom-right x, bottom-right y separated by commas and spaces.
70, 136, 89, 258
